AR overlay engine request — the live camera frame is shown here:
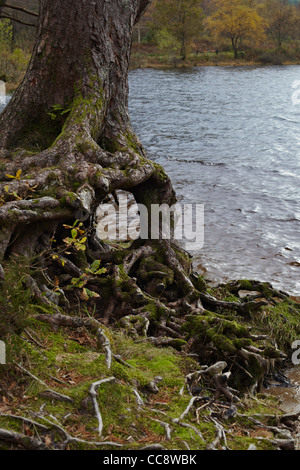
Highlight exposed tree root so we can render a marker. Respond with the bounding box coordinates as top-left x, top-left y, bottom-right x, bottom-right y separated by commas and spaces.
0, 428, 49, 450
15, 362, 74, 404
89, 377, 116, 437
